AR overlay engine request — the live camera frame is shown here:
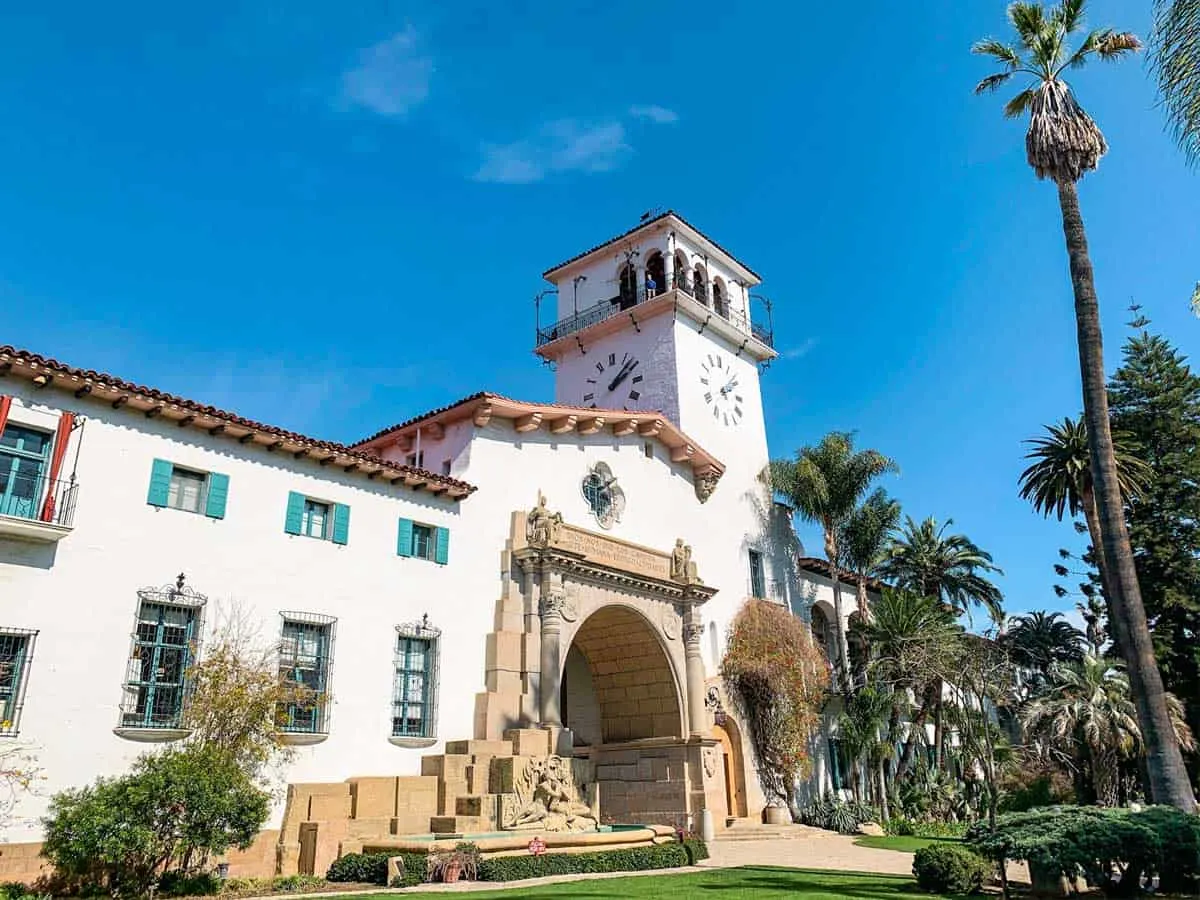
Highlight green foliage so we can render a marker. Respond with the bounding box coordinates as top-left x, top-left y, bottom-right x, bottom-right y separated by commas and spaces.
475, 843, 689, 882
0, 884, 50, 900
325, 852, 390, 884
999, 773, 1071, 813
221, 875, 327, 896
912, 844, 992, 894
966, 805, 1200, 894
886, 818, 968, 839
40, 745, 270, 898
800, 798, 874, 834
157, 870, 222, 896
681, 838, 709, 865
